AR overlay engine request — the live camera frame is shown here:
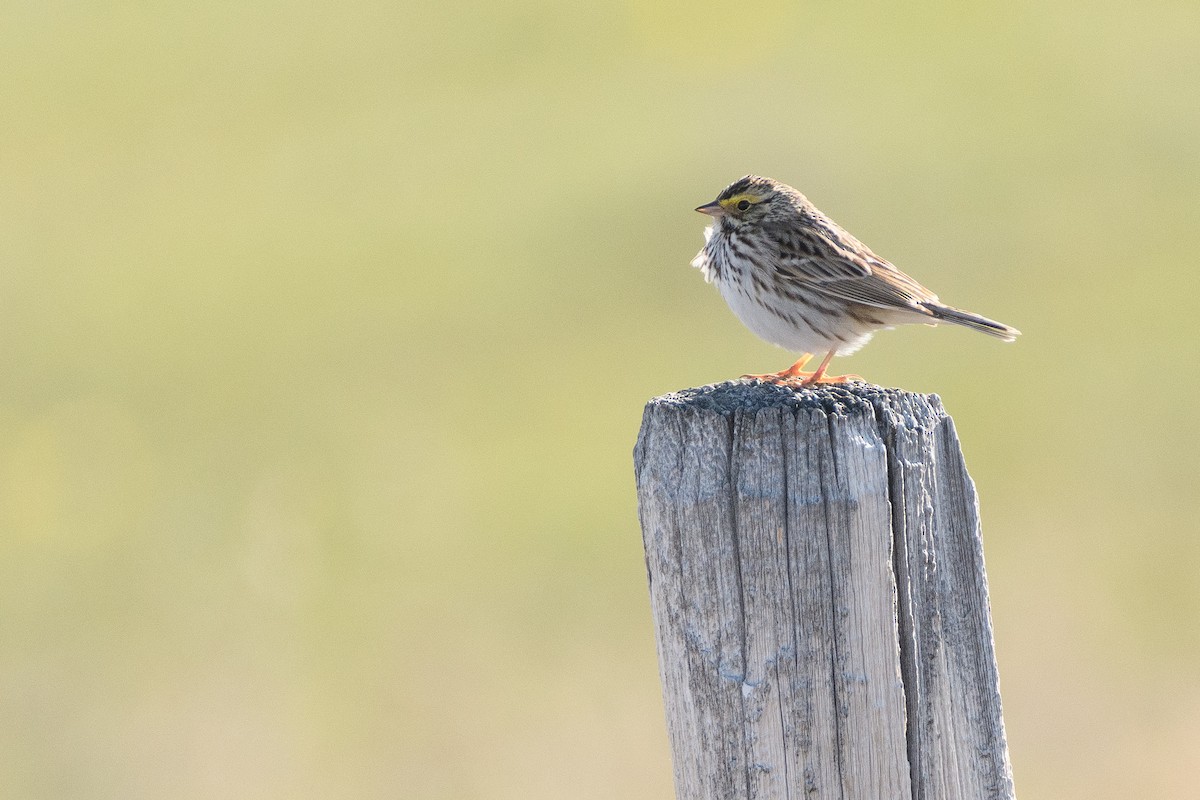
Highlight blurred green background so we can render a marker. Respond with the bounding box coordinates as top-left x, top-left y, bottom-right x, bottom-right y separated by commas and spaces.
2, 1, 1198, 798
